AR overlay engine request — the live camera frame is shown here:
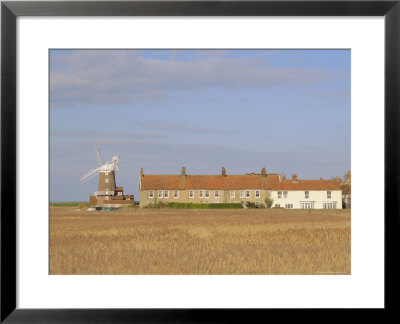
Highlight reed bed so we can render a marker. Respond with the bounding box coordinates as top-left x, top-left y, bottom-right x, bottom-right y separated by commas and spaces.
50, 207, 350, 275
